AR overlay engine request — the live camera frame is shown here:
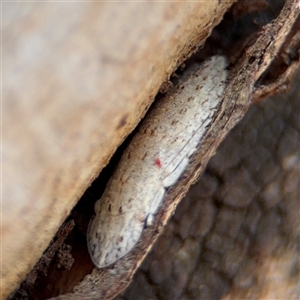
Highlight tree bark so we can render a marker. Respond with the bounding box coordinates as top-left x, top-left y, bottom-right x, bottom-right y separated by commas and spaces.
4, 0, 300, 299
3, 1, 235, 298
